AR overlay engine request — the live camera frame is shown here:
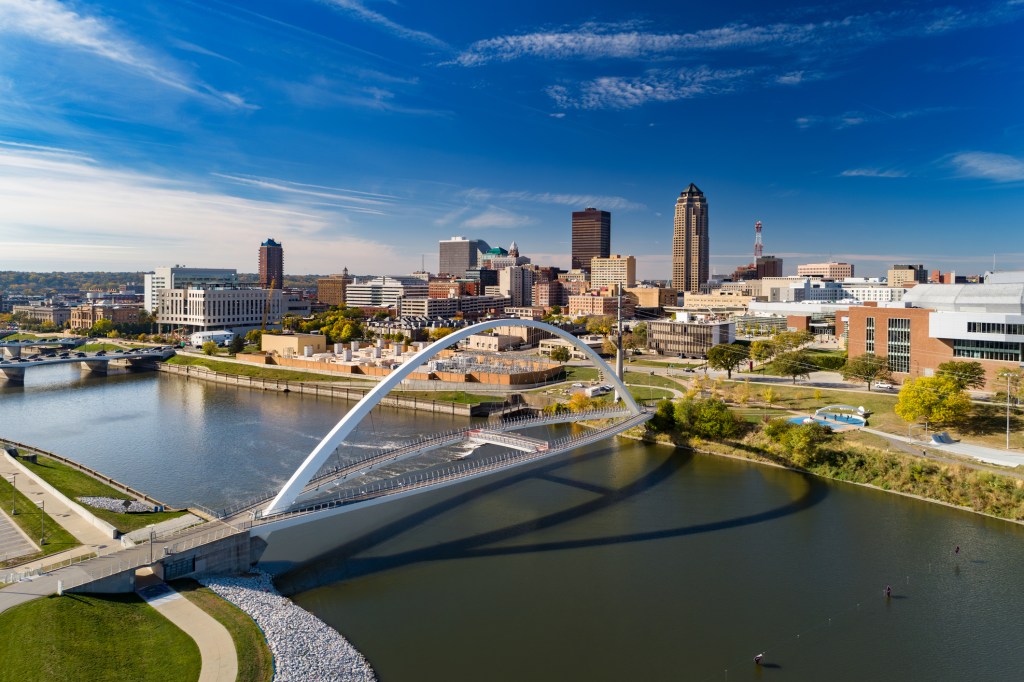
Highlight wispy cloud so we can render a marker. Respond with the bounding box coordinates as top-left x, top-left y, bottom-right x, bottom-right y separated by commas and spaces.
450, 4, 1024, 66
320, 0, 448, 49
214, 173, 396, 213
797, 107, 950, 129
0, 0, 253, 108
840, 168, 909, 178
949, 151, 1024, 182
547, 67, 752, 110
461, 207, 534, 229
460, 188, 645, 211
0, 141, 398, 271
277, 74, 449, 116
